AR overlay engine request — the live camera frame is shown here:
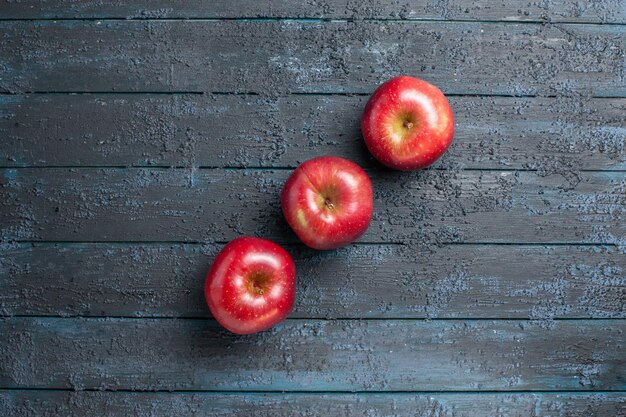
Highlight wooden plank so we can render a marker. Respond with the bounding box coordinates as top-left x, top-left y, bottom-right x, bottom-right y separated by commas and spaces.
1, 391, 625, 417
1, 243, 624, 319
0, 317, 623, 391
2, 0, 624, 23
2, 94, 624, 170
1, 21, 624, 96
1, 168, 624, 244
